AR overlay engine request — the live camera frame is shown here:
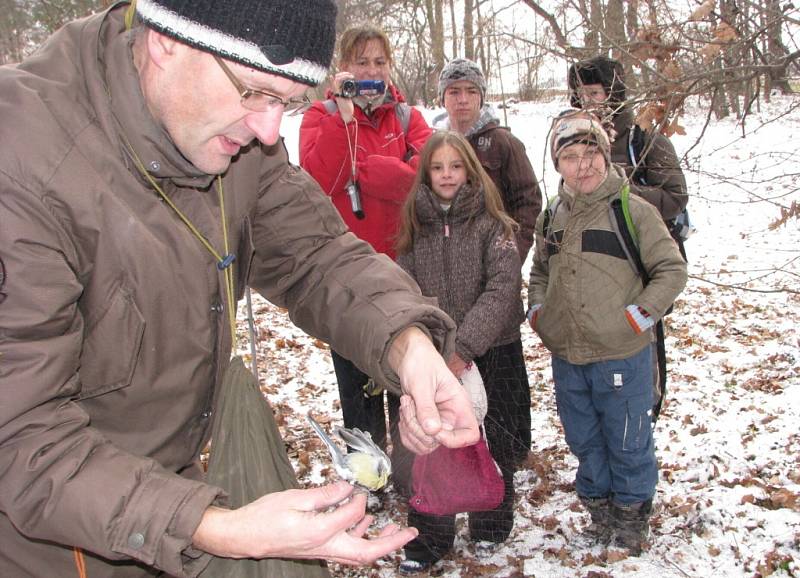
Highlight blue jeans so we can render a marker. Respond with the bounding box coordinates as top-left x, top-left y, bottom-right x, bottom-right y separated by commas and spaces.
552, 346, 657, 505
